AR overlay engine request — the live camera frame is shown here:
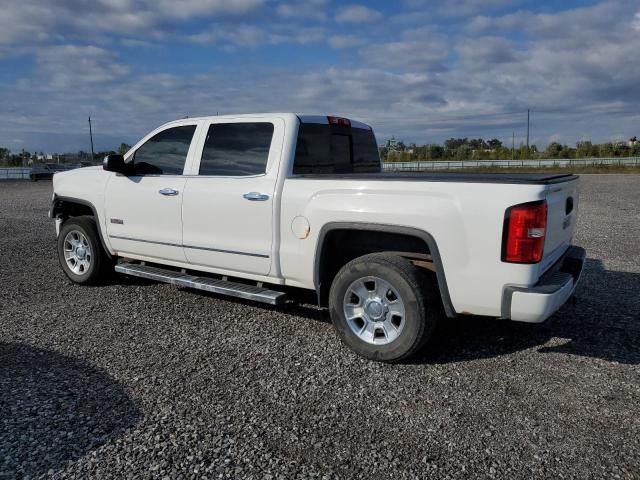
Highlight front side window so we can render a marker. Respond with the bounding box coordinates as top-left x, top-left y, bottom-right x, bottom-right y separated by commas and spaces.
132, 125, 196, 175
199, 122, 274, 176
